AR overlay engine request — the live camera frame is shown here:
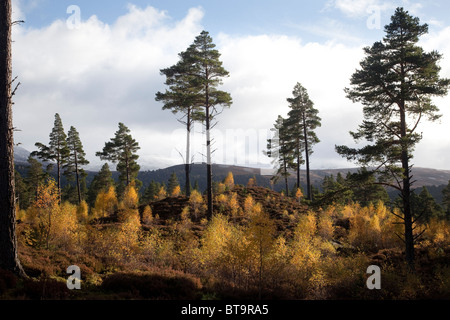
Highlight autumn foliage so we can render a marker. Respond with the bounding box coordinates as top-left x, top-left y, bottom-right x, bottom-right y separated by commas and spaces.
8, 179, 450, 300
